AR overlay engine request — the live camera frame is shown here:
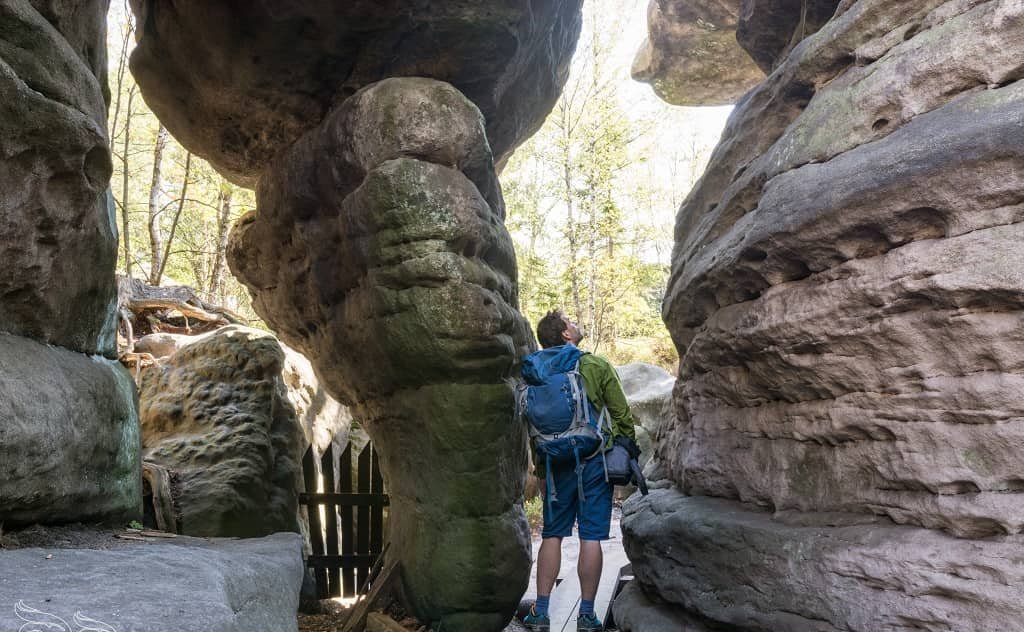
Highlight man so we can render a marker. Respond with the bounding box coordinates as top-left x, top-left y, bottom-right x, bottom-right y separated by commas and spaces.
522, 310, 639, 632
